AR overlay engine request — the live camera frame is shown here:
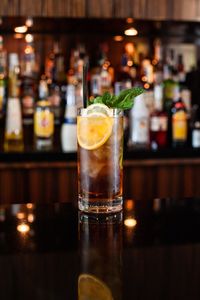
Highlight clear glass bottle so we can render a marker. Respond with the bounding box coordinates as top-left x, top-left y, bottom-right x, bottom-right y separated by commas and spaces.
8, 53, 20, 98
61, 84, 77, 152
191, 104, 200, 148
128, 93, 150, 148
4, 97, 24, 152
